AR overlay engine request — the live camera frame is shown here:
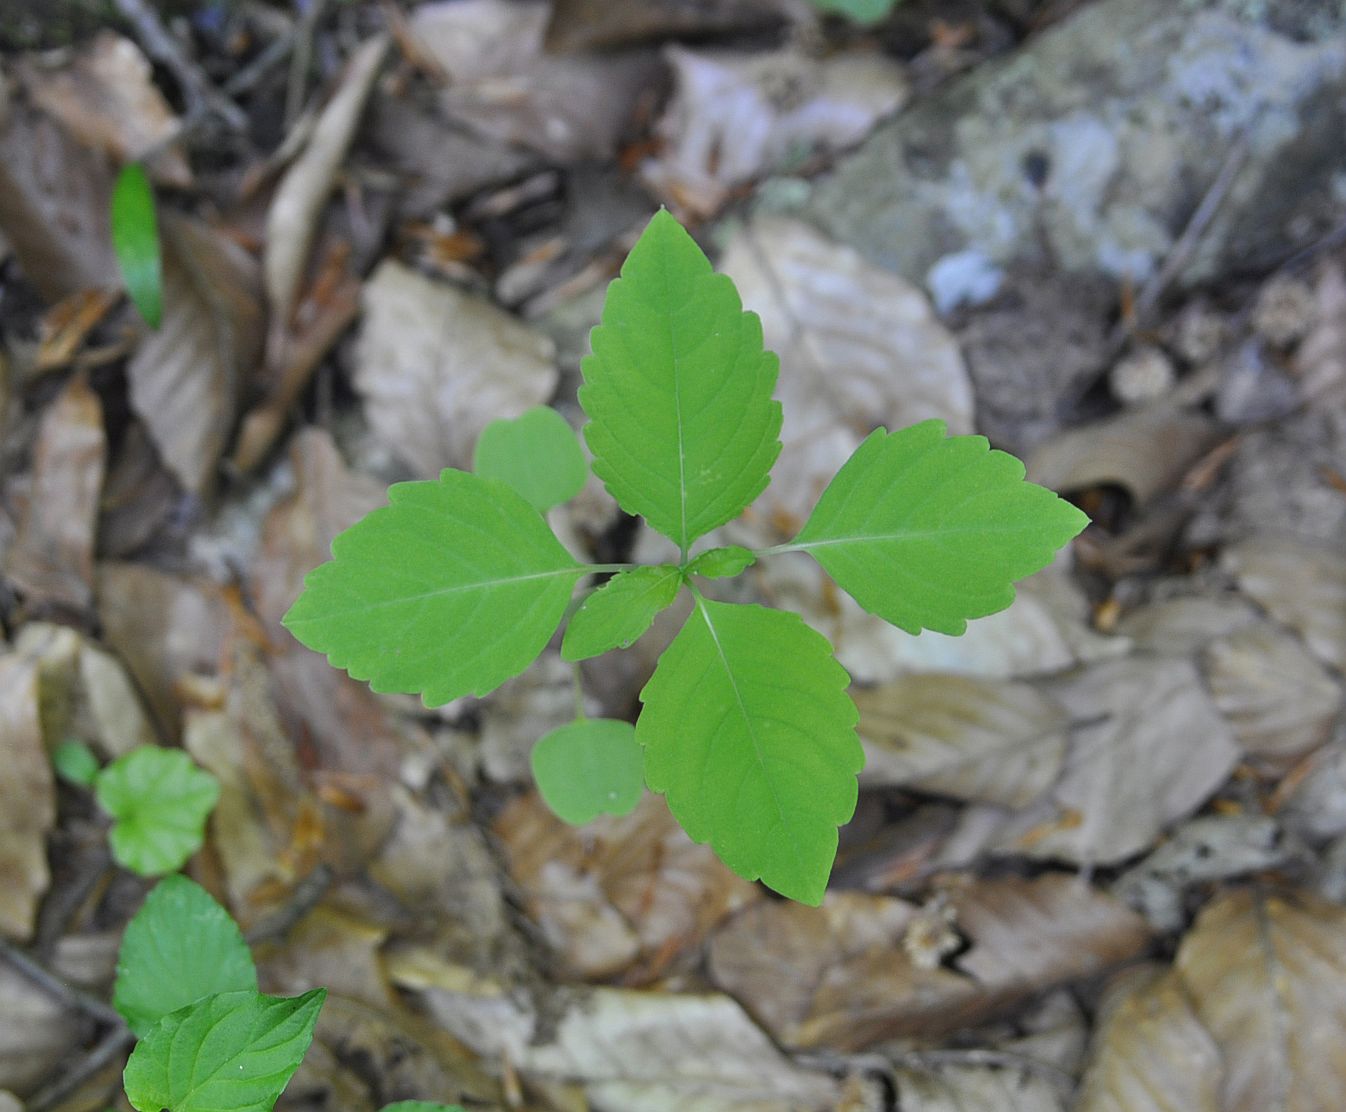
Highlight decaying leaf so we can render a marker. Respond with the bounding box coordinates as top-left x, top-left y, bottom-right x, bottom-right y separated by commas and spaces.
496, 792, 755, 980
1294, 262, 1346, 401
1175, 887, 1346, 1112
1075, 965, 1222, 1112
1201, 622, 1341, 762
890, 1062, 1067, 1112
354, 260, 557, 476
644, 48, 907, 216
127, 213, 265, 495
0, 655, 56, 940
15, 32, 190, 185
4, 372, 105, 612
0, 963, 82, 1096
1222, 536, 1346, 672
854, 674, 1070, 808
1114, 593, 1261, 657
